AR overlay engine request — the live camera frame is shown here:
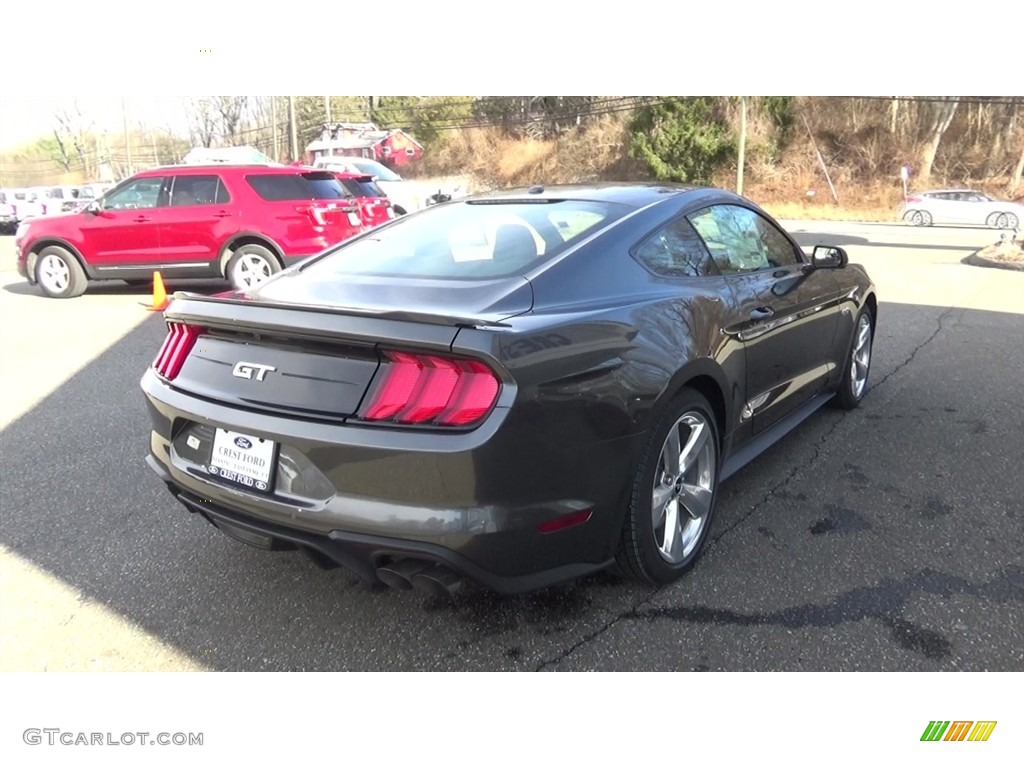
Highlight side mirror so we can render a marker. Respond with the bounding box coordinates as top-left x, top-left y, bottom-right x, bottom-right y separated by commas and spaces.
811, 245, 848, 269
85, 200, 102, 215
